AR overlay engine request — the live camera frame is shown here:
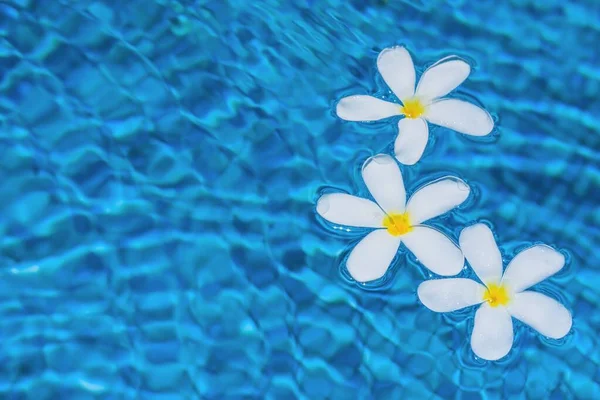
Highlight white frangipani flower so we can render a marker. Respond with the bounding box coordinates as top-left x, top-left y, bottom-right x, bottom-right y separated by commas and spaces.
336, 46, 494, 165
417, 223, 572, 361
316, 154, 469, 283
